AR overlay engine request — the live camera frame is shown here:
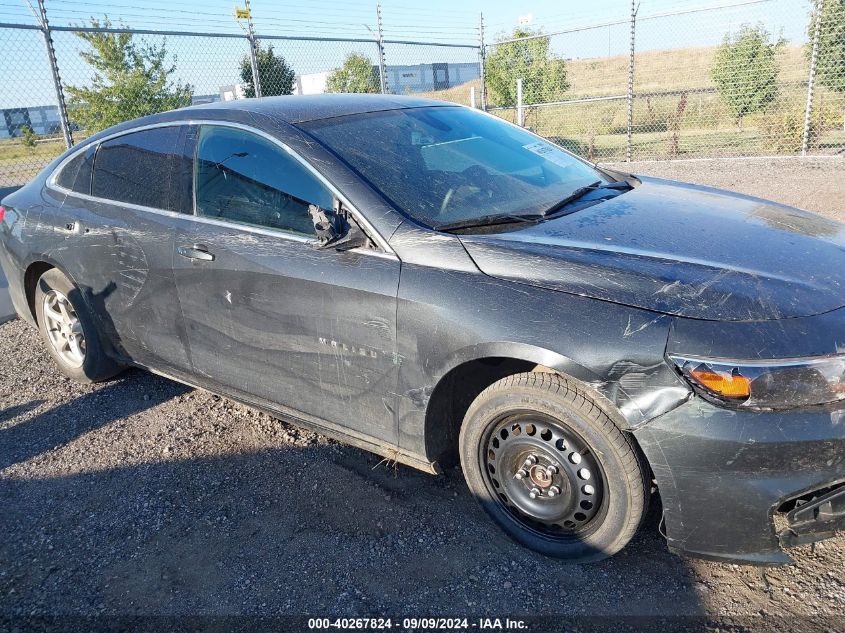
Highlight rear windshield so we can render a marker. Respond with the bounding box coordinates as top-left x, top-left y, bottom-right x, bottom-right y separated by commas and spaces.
301, 106, 603, 228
